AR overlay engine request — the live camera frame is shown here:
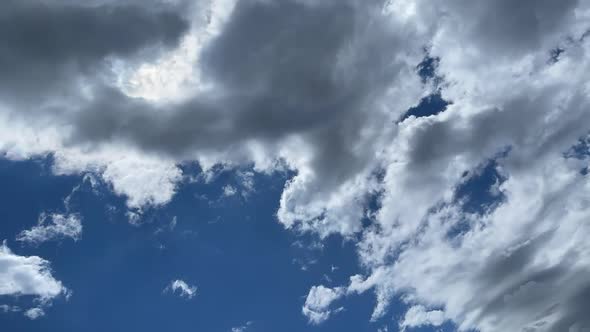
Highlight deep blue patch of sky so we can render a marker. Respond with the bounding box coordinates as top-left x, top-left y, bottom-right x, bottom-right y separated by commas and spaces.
400, 93, 450, 122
